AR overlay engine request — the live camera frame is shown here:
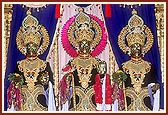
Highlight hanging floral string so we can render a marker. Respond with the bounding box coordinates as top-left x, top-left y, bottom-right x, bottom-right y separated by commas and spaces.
7, 73, 24, 110
21, 4, 49, 12
111, 70, 127, 110
119, 4, 141, 9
